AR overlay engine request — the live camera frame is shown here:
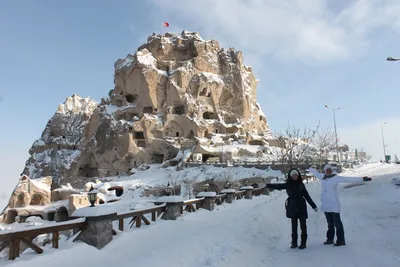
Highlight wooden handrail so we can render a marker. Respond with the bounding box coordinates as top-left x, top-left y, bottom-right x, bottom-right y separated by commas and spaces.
114, 204, 166, 221
0, 219, 86, 242
183, 198, 204, 205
